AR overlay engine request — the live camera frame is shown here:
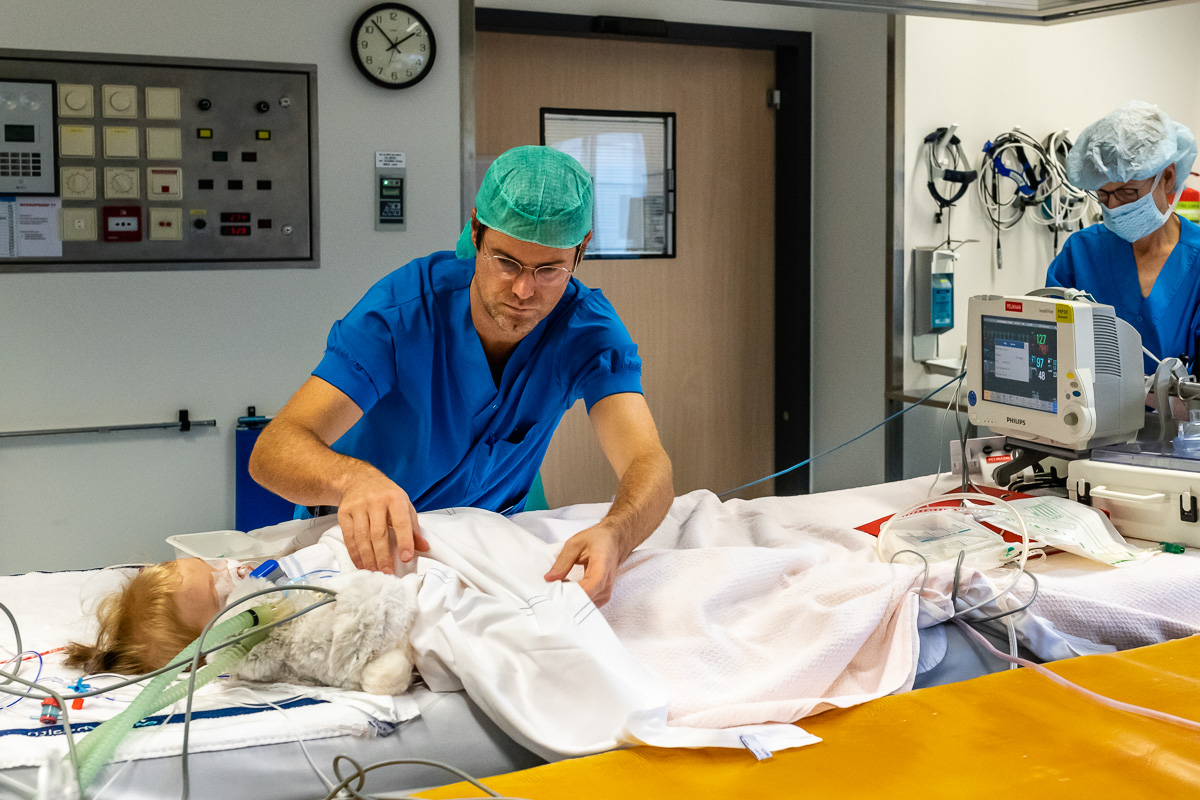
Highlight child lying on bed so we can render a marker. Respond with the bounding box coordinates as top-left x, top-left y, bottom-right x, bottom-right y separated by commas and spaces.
65, 530, 422, 696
